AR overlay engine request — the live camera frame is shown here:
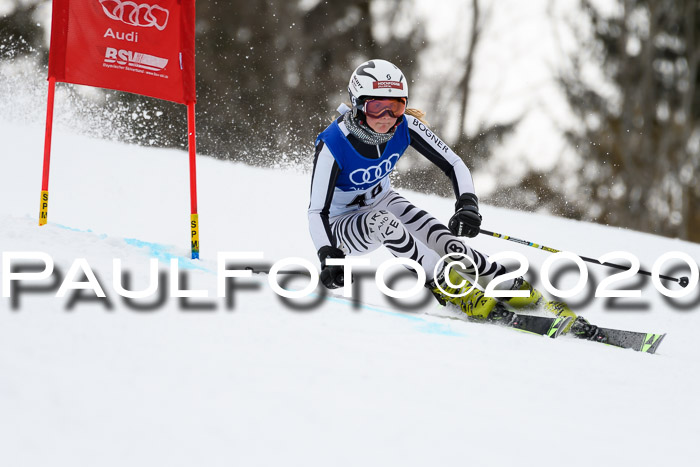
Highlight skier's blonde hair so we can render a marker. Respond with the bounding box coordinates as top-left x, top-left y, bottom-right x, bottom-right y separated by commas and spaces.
405, 108, 428, 126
